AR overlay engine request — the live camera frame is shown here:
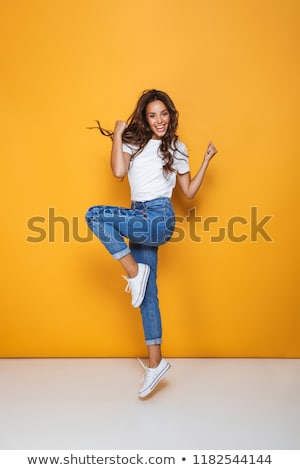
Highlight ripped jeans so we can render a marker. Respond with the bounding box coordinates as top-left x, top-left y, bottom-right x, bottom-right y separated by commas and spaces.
85, 197, 175, 345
